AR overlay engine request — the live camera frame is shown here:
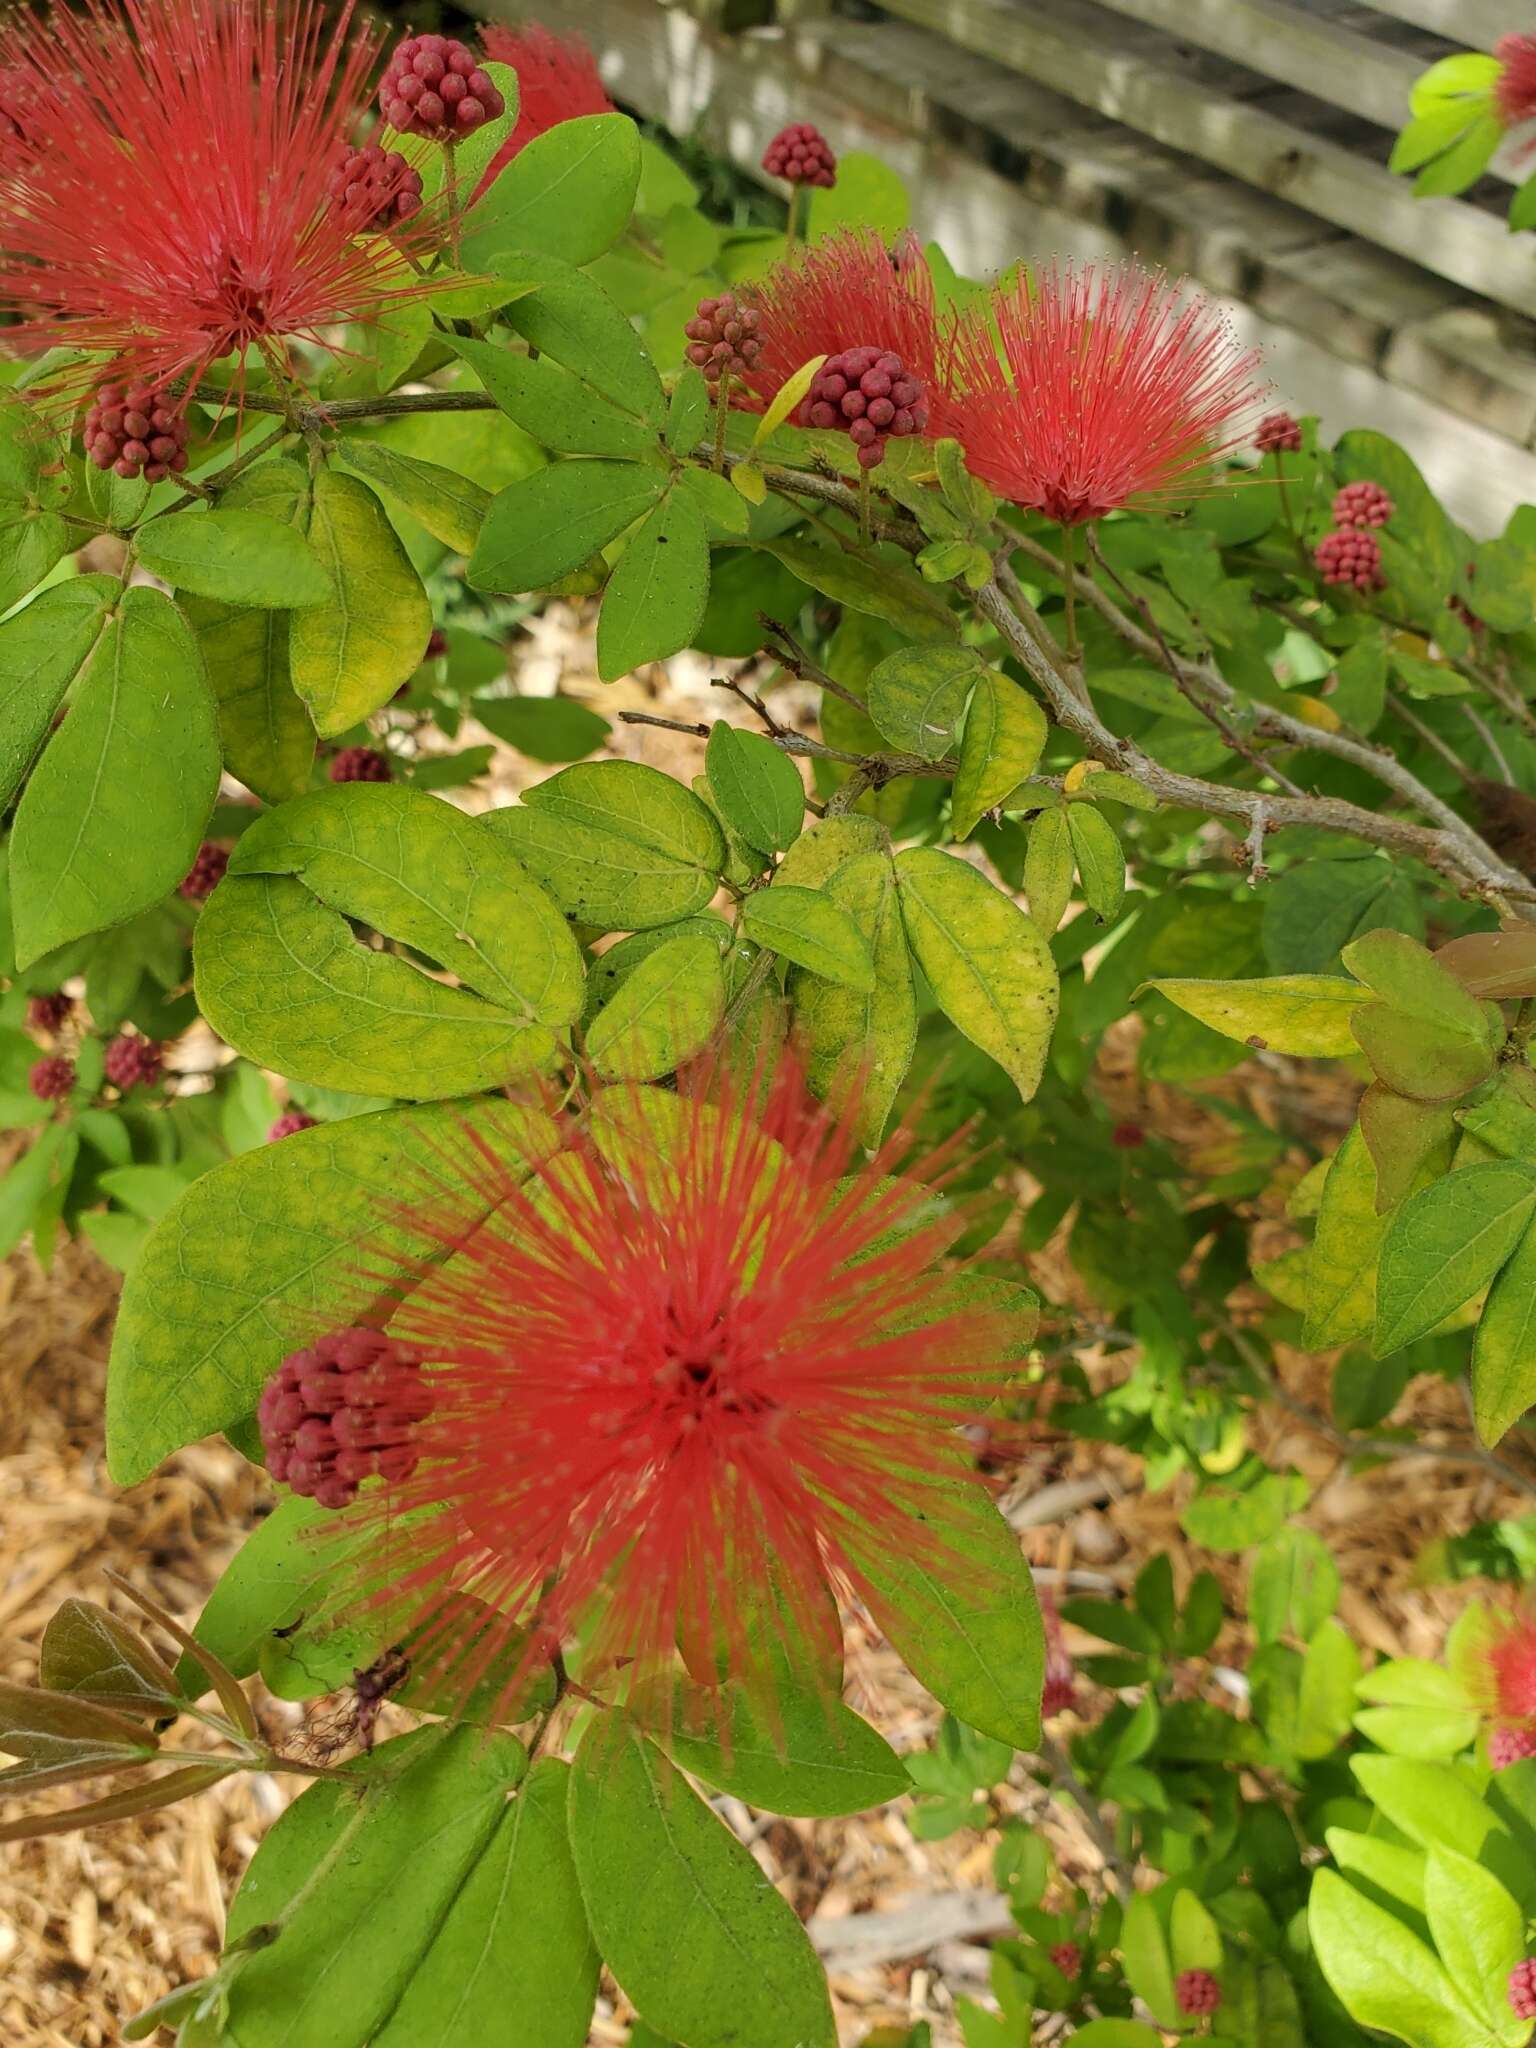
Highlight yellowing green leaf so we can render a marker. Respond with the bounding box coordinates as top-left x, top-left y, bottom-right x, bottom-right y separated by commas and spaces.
1140, 974, 1364, 1057
289, 468, 432, 736
951, 672, 1047, 838
895, 849, 1058, 1100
